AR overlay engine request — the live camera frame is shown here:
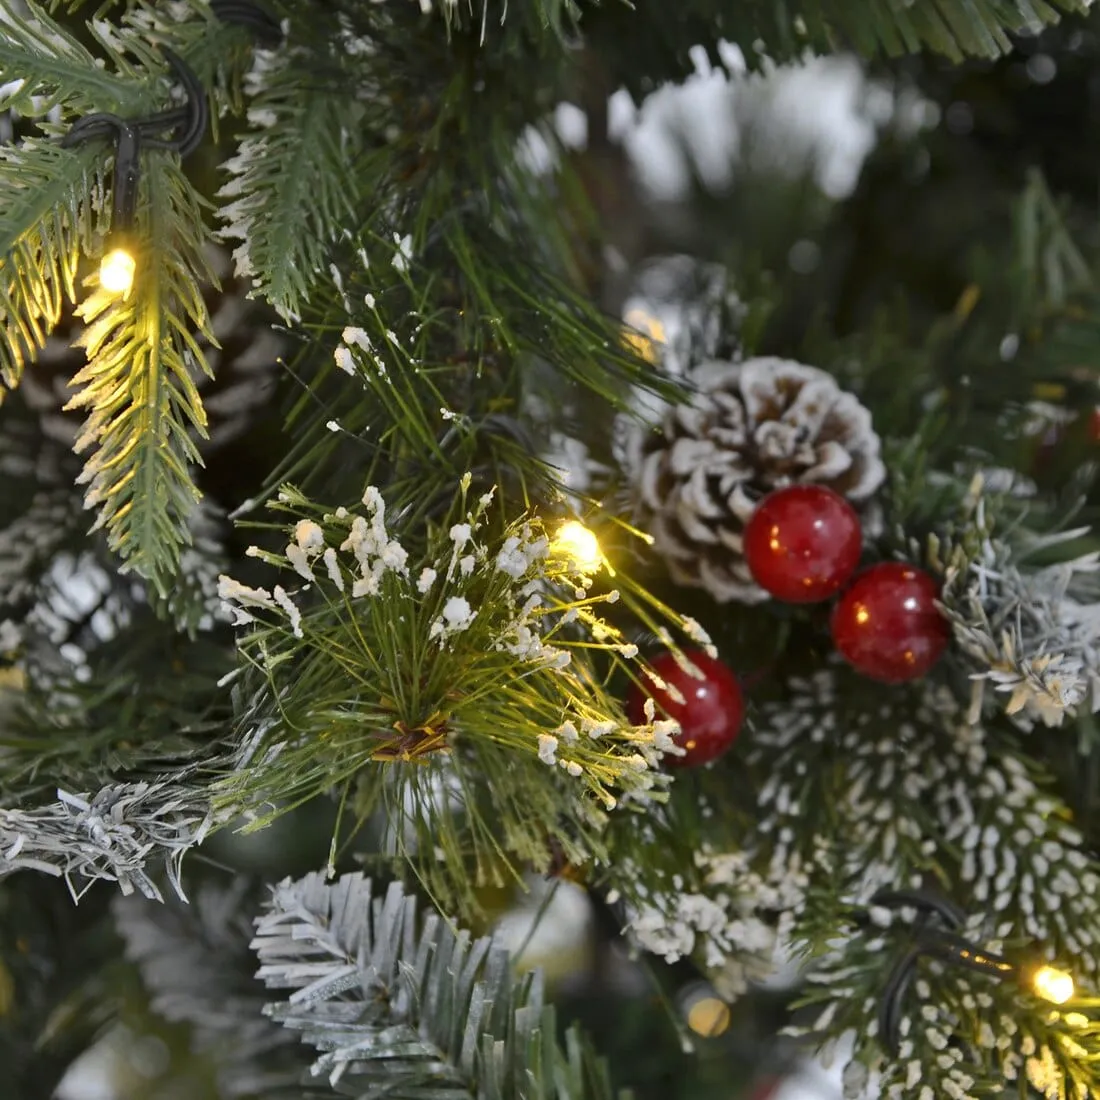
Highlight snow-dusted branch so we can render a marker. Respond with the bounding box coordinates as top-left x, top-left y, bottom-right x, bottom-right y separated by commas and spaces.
252, 872, 620, 1100
0, 778, 218, 901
